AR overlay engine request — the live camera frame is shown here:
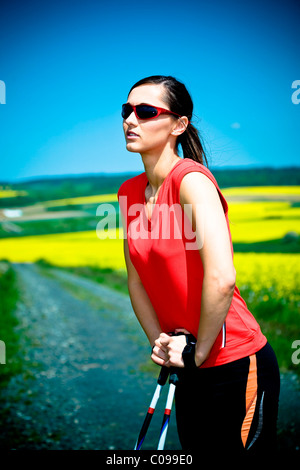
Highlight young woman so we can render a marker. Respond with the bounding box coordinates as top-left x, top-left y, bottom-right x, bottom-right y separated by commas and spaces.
117, 75, 280, 456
